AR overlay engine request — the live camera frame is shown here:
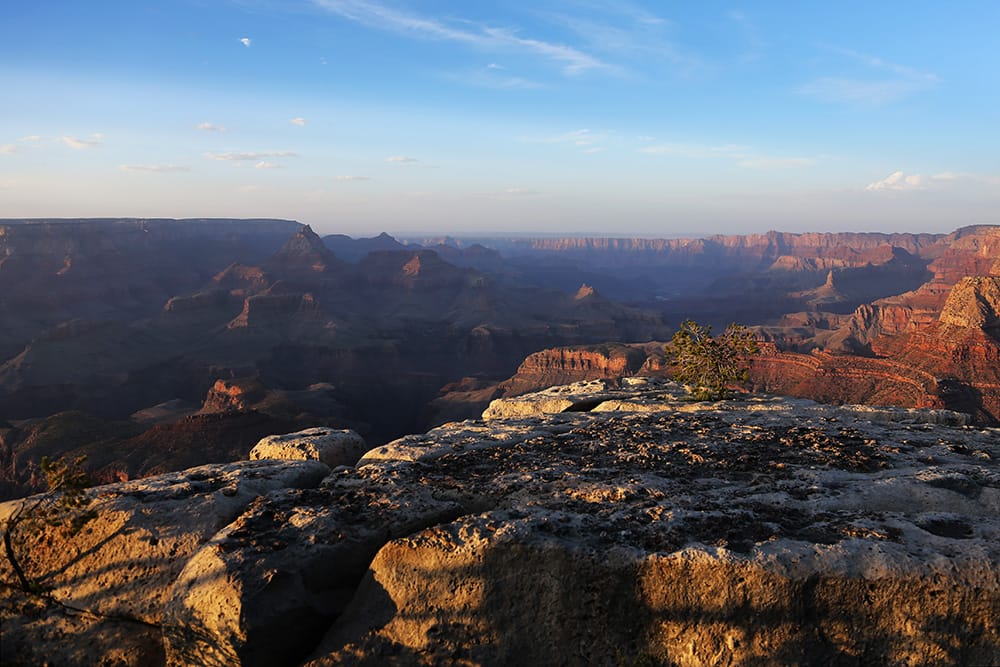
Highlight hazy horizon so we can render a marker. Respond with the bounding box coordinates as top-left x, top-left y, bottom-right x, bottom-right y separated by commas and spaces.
2, 2, 998, 236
